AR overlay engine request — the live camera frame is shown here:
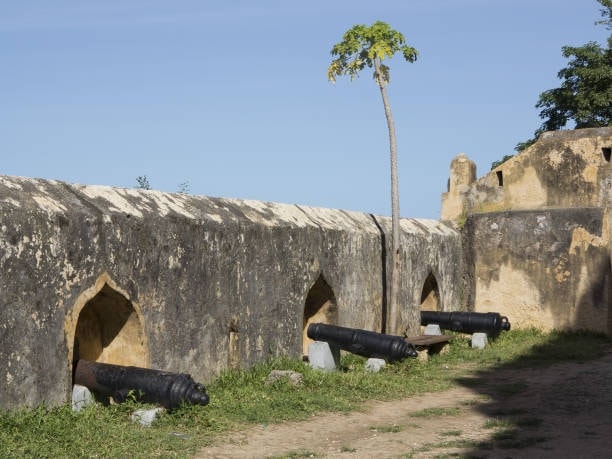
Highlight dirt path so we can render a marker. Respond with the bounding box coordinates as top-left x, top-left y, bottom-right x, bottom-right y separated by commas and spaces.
196, 348, 612, 458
